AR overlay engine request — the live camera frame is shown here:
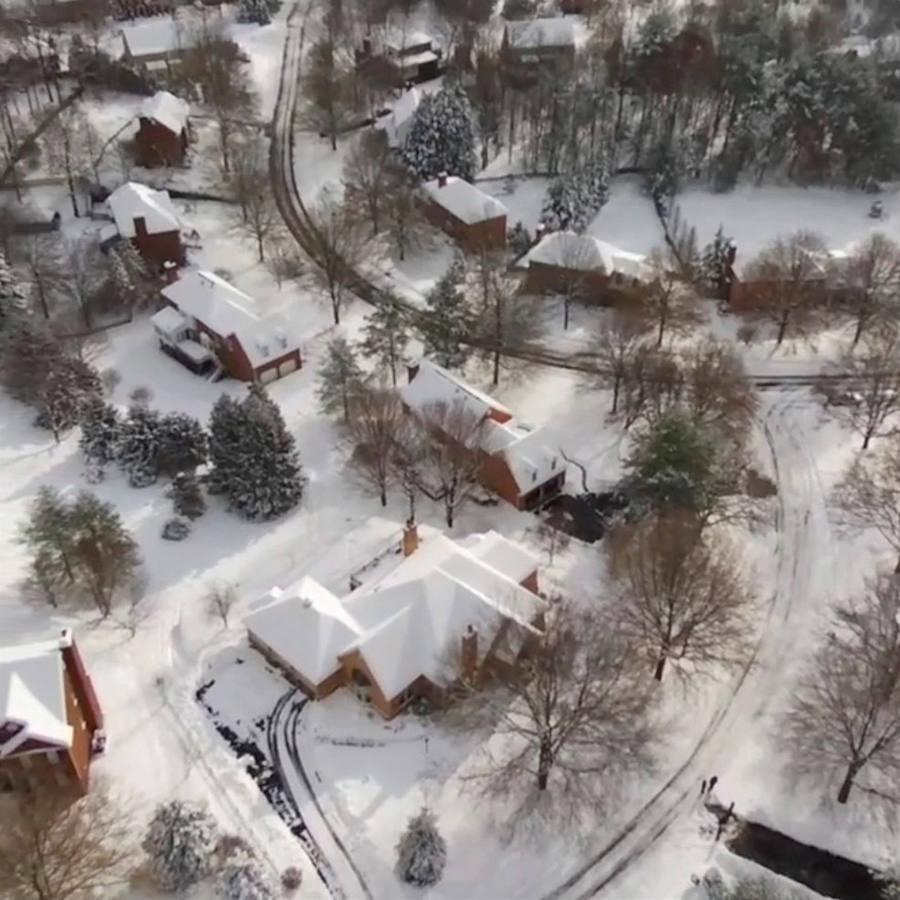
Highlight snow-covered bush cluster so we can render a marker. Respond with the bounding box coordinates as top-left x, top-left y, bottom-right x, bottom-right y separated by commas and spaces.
143, 800, 219, 893
540, 157, 609, 234
395, 807, 447, 887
